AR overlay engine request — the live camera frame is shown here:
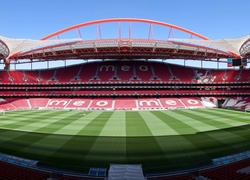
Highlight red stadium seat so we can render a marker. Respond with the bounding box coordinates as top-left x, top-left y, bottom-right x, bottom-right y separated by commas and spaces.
114, 97, 137, 110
